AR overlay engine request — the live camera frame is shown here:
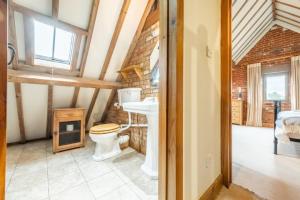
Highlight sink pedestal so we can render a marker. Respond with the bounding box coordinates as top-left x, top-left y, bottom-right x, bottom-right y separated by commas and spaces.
141, 113, 158, 179
121, 98, 159, 179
